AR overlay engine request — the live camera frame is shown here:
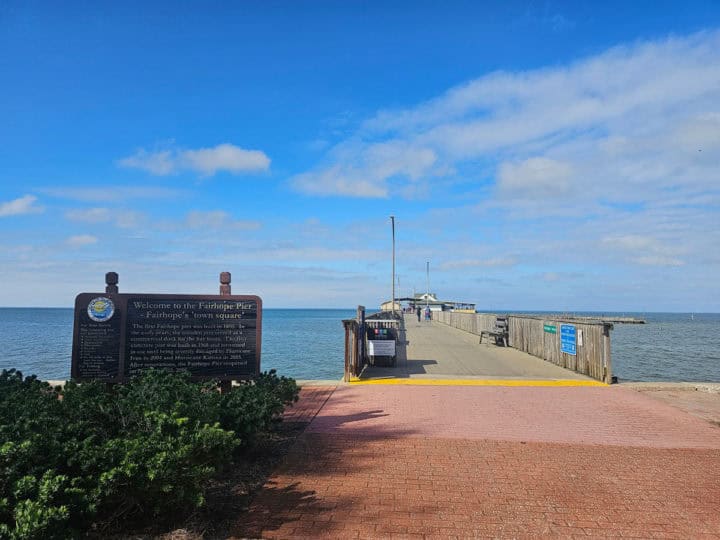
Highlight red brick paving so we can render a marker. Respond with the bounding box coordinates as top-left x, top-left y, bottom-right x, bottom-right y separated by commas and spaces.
282, 386, 336, 424
308, 385, 720, 448
233, 385, 720, 538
